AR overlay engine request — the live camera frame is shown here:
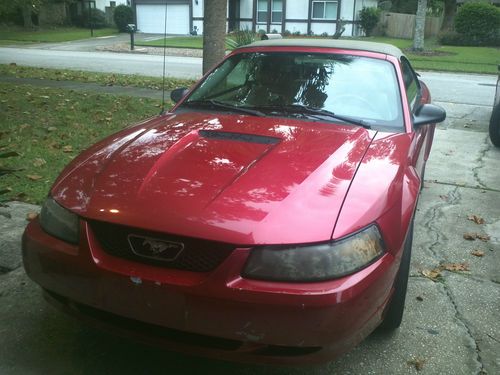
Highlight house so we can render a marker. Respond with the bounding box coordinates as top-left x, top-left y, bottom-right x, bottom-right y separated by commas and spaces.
131, 0, 378, 36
